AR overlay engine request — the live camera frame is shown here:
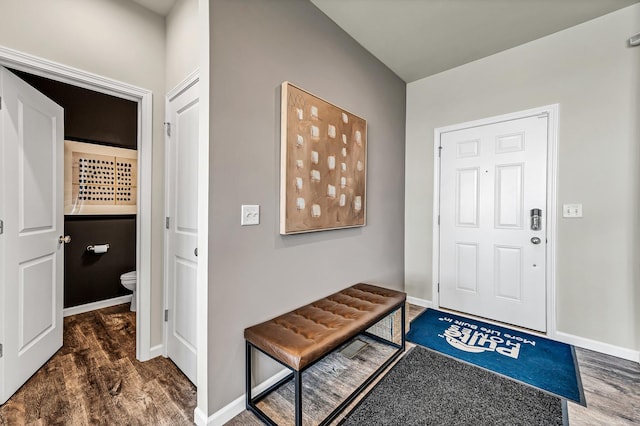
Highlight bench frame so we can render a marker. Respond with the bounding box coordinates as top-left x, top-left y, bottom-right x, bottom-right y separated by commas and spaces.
246, 302, 405, 426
